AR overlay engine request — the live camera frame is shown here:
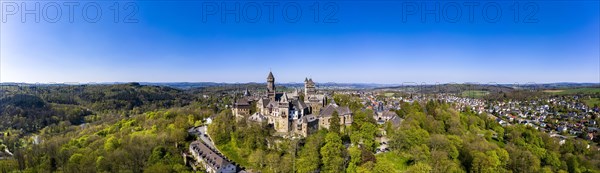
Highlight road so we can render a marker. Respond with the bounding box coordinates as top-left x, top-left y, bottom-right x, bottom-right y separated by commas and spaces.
376, 128, 390, 154
187, 126, 216, 149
